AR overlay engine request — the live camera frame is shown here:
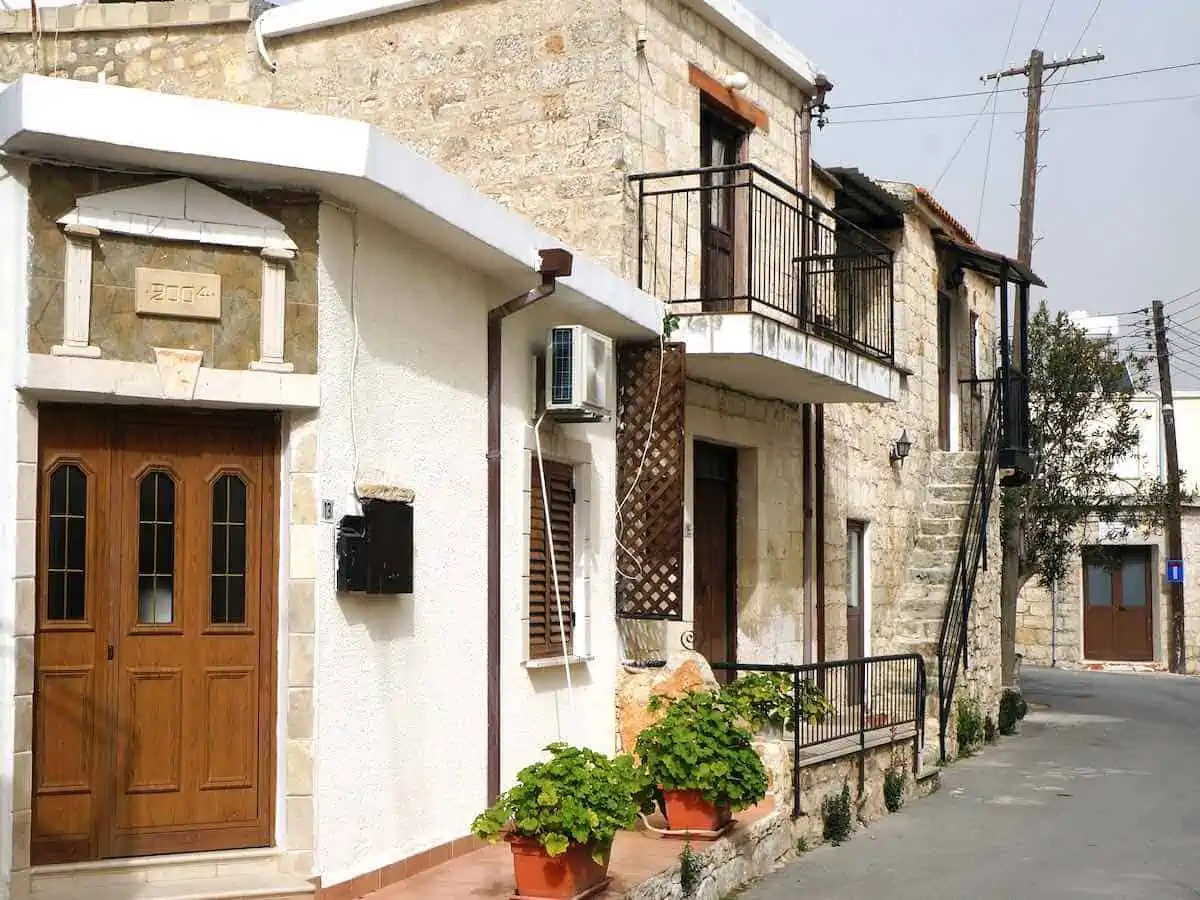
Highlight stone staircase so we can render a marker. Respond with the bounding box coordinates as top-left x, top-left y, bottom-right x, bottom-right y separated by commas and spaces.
892, 451, 982, 767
